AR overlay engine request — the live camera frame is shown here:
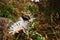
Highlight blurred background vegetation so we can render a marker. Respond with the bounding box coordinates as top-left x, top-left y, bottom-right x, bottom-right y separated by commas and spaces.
0, 0, 60, 40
